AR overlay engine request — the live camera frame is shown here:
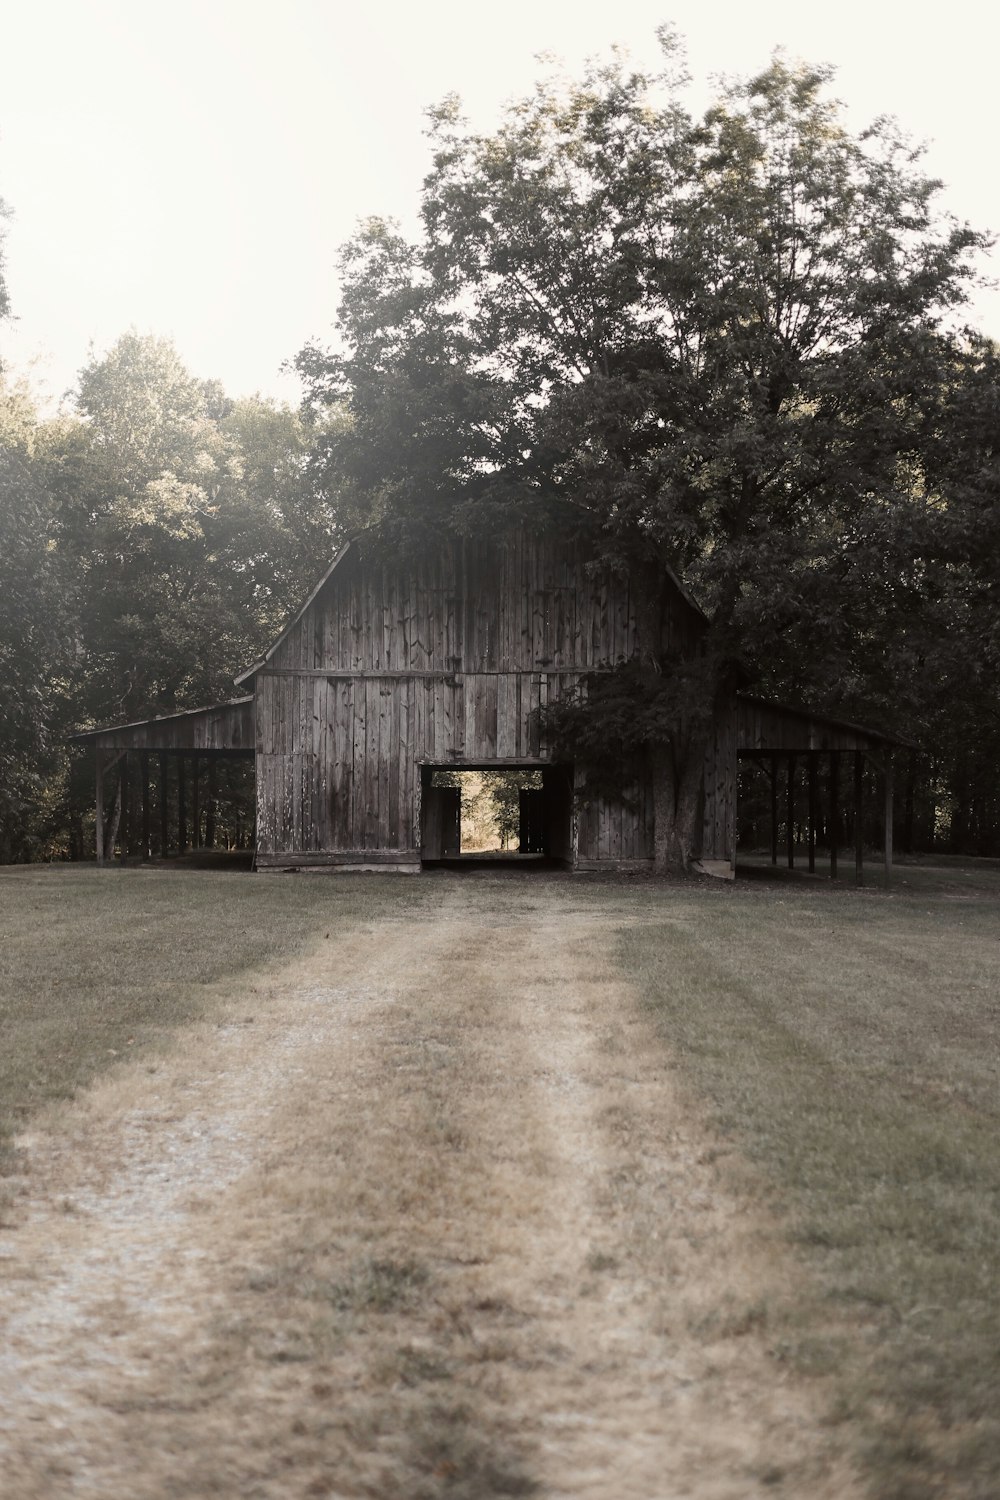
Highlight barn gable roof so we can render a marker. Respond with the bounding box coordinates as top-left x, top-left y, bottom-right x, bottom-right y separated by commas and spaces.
233, 535, 709, 691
